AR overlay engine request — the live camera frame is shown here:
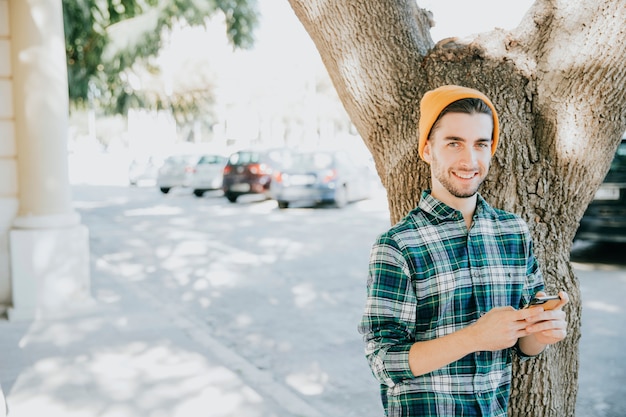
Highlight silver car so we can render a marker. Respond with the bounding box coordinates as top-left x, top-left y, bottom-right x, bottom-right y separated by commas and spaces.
156, 154, 201, 194
190, 154, 228, 197
270, 150, 373, 209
